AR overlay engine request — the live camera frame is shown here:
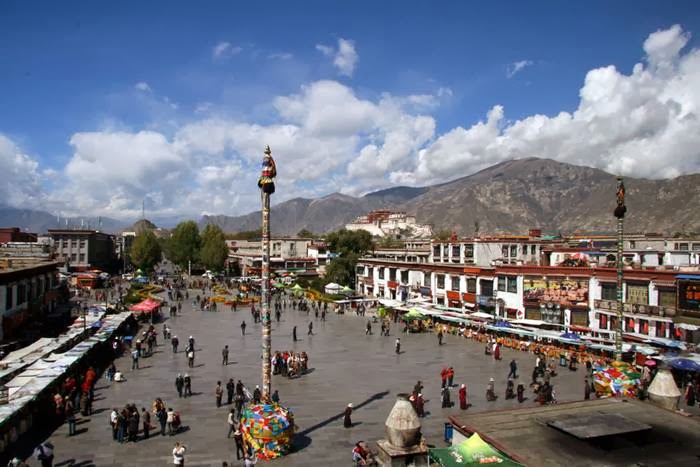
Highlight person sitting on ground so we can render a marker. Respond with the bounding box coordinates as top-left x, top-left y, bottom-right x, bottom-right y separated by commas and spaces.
113, 370, 126, 382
